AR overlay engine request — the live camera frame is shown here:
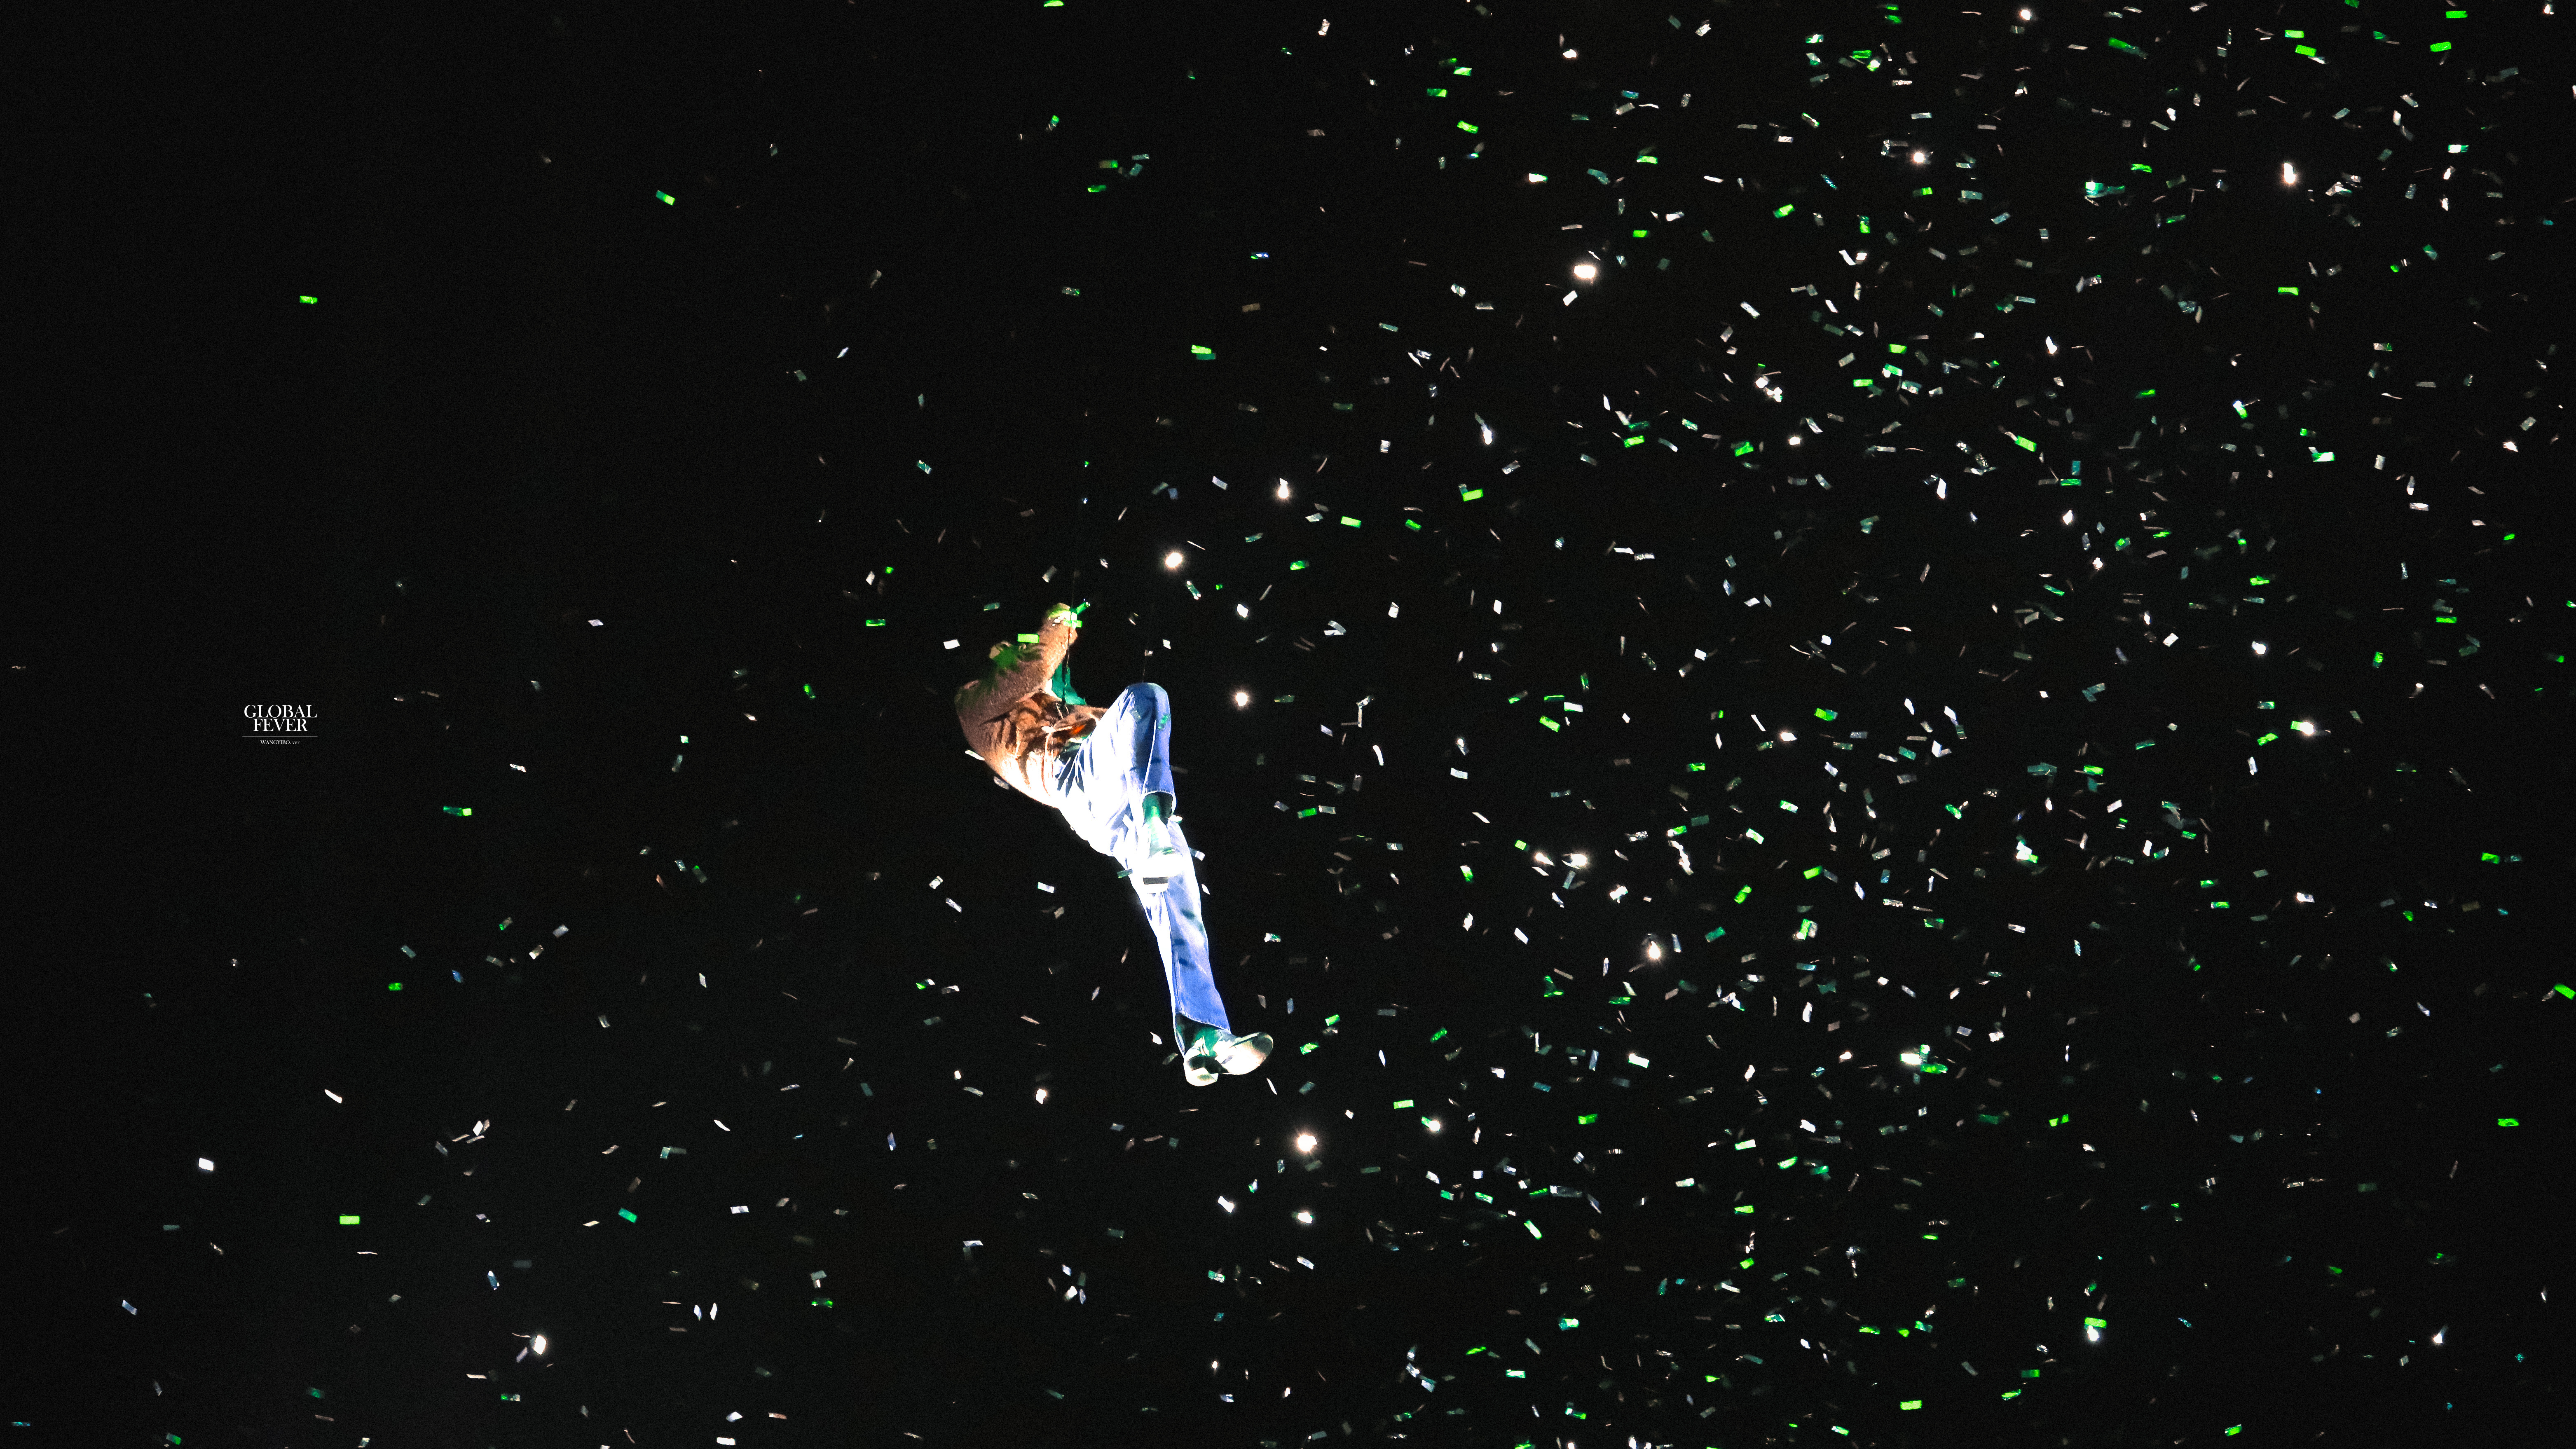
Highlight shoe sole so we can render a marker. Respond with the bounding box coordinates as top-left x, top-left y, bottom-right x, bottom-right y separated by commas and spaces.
1216, 1033, 1273, 1075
